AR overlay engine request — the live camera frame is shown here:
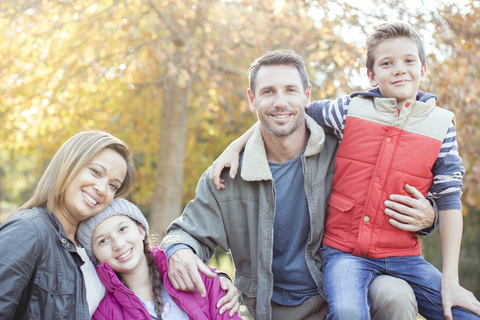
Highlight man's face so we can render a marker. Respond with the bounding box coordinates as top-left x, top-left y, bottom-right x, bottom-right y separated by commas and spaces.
367, 37, 427, 105
248, 65, 311, 138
